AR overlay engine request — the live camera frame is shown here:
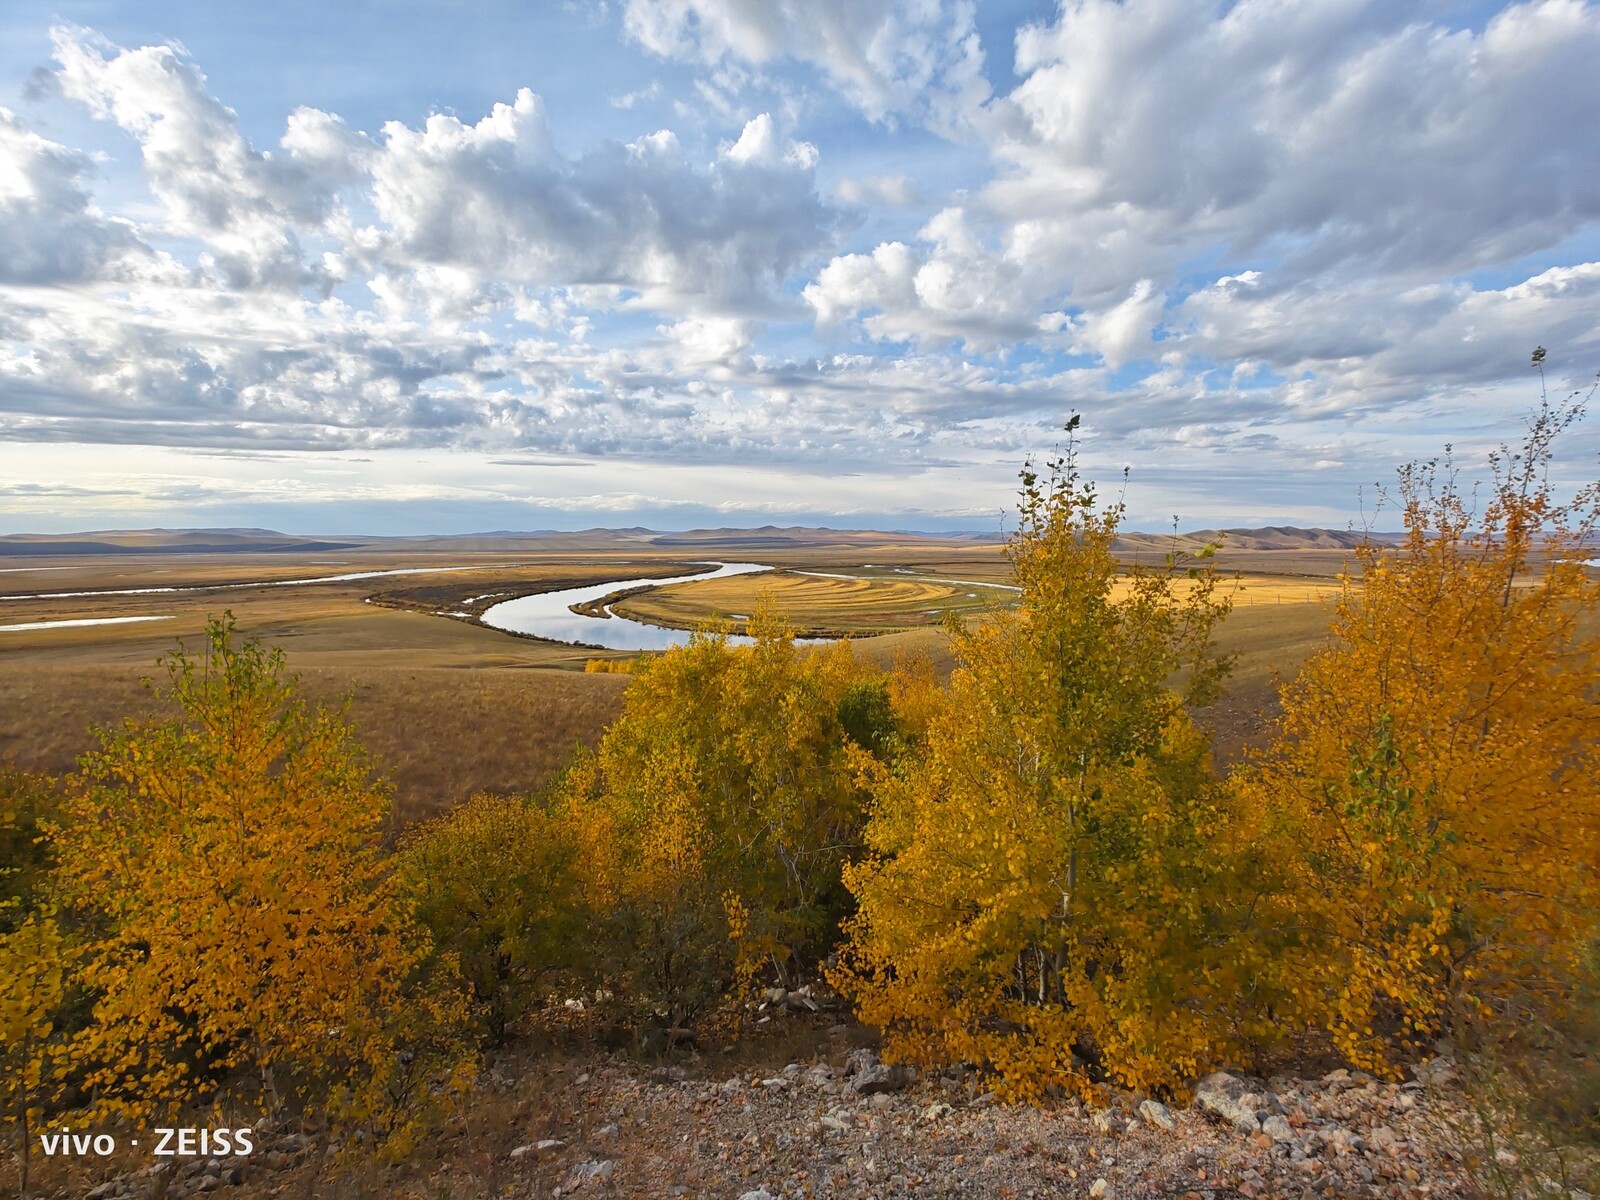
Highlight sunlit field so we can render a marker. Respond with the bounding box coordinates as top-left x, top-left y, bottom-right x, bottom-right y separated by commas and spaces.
0, 535, 1362, 817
